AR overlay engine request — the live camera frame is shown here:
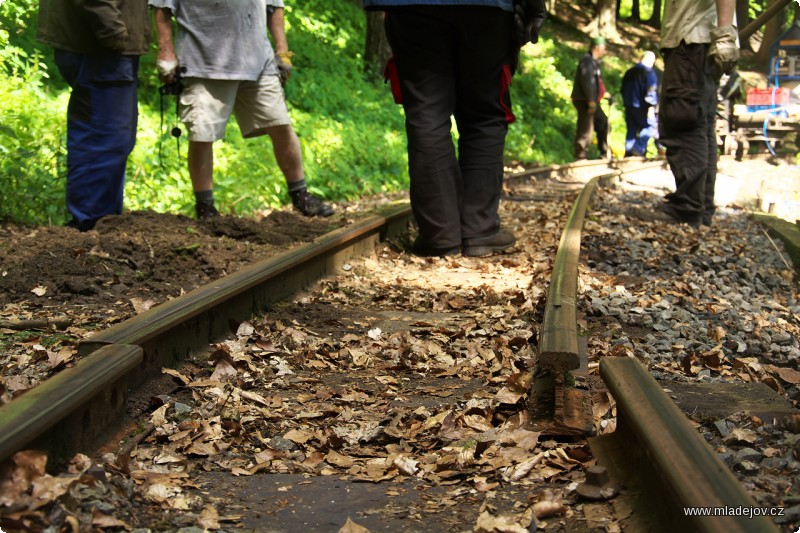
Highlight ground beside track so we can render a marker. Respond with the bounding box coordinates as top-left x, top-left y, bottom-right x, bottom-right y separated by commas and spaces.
2, 158, 800, 532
